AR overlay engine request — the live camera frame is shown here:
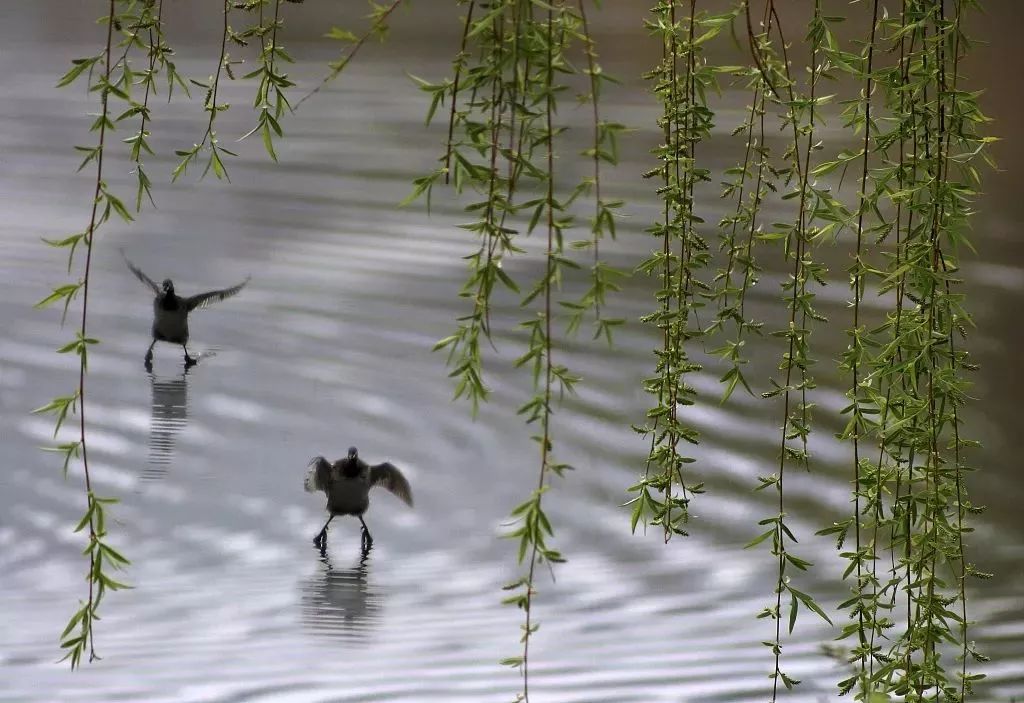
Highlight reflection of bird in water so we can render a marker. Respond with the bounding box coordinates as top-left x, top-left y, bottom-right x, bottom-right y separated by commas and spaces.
145, 368, 190, 480
300, 546, 380, 642
121, 249, 249, 370
305, 447, 414, 551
